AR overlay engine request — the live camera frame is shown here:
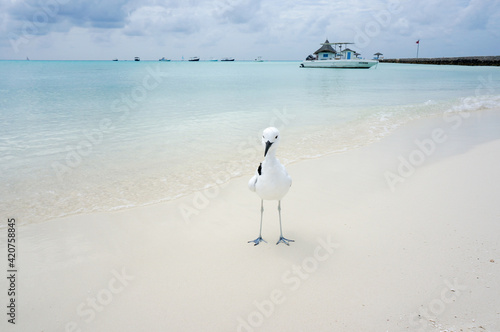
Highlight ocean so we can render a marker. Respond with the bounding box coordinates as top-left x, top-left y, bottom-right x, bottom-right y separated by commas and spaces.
1, 60, 499, 225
